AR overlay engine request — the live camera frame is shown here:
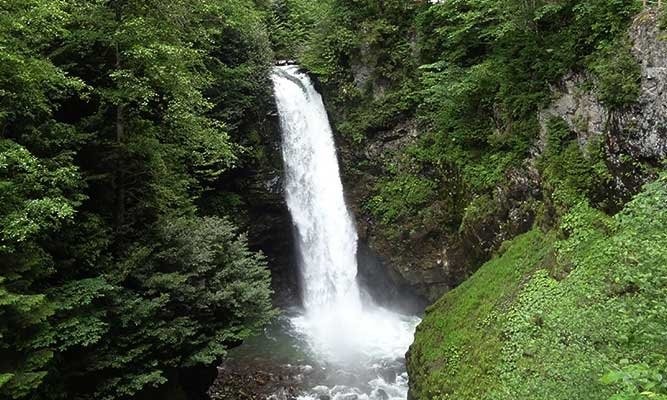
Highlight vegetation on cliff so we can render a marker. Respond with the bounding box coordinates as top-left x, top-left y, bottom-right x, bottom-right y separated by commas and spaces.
289, 0, 642, 215
2, 0, 666, 399
273, 0, 667, 398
